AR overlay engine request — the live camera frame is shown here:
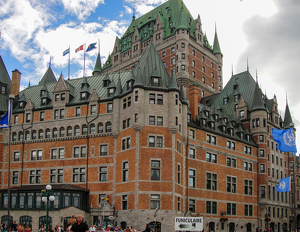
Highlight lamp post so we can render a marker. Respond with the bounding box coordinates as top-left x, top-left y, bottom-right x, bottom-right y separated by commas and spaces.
41, 185, 55, 232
